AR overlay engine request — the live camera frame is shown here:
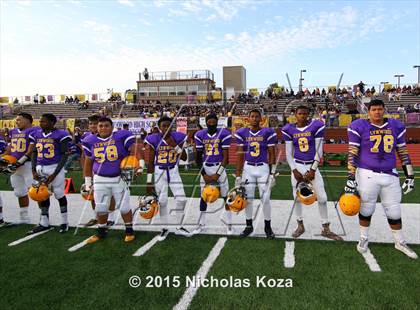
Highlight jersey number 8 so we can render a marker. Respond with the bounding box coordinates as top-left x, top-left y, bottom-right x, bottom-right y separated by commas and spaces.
370, 134, 394, 153
94, 145, 118, 163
